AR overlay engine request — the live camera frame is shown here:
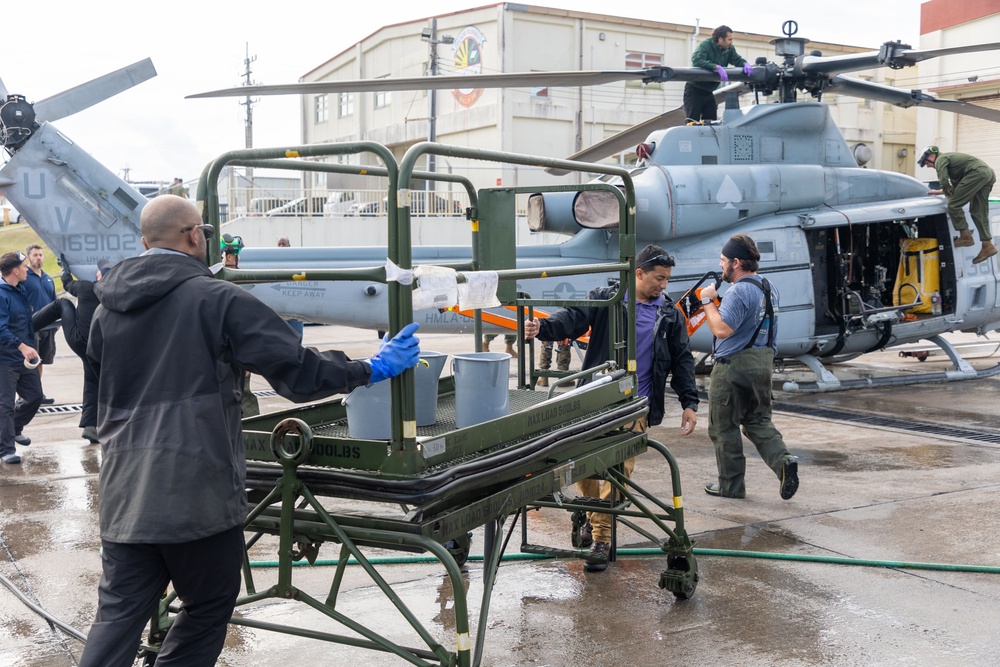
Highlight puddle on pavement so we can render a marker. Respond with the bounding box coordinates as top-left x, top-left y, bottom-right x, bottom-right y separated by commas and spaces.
697, 524, 801, 552
797, 443, 999, 472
